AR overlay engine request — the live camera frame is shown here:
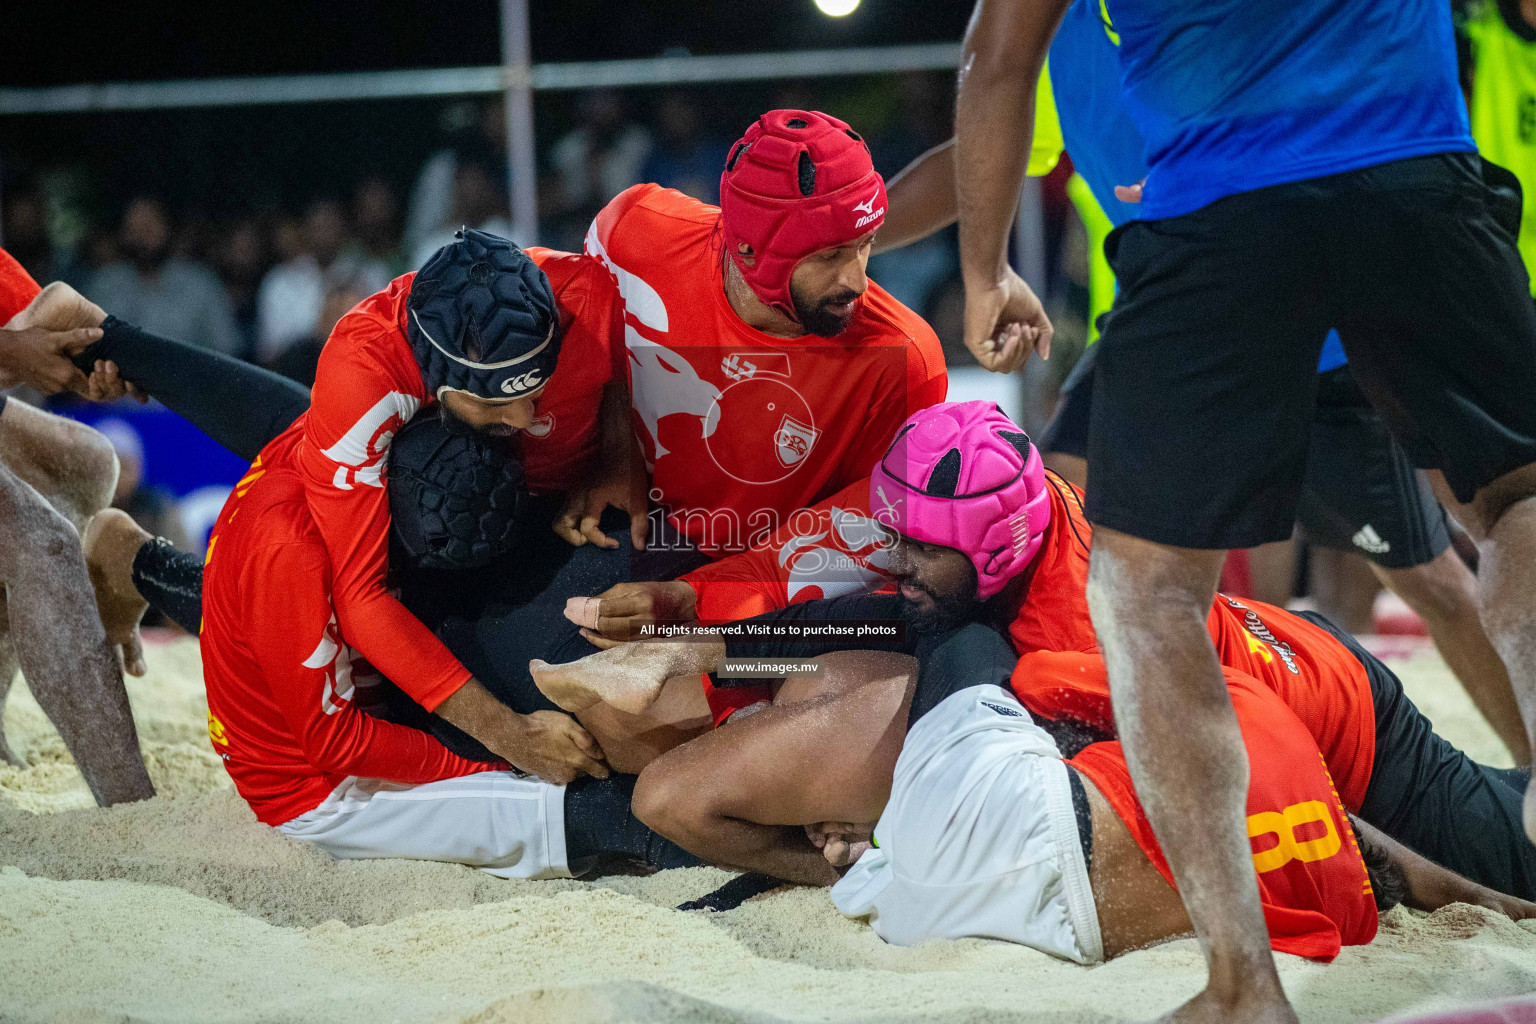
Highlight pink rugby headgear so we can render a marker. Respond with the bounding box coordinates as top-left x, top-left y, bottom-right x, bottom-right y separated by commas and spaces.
869, 401, 1051, 600
719, 109, 887, 319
